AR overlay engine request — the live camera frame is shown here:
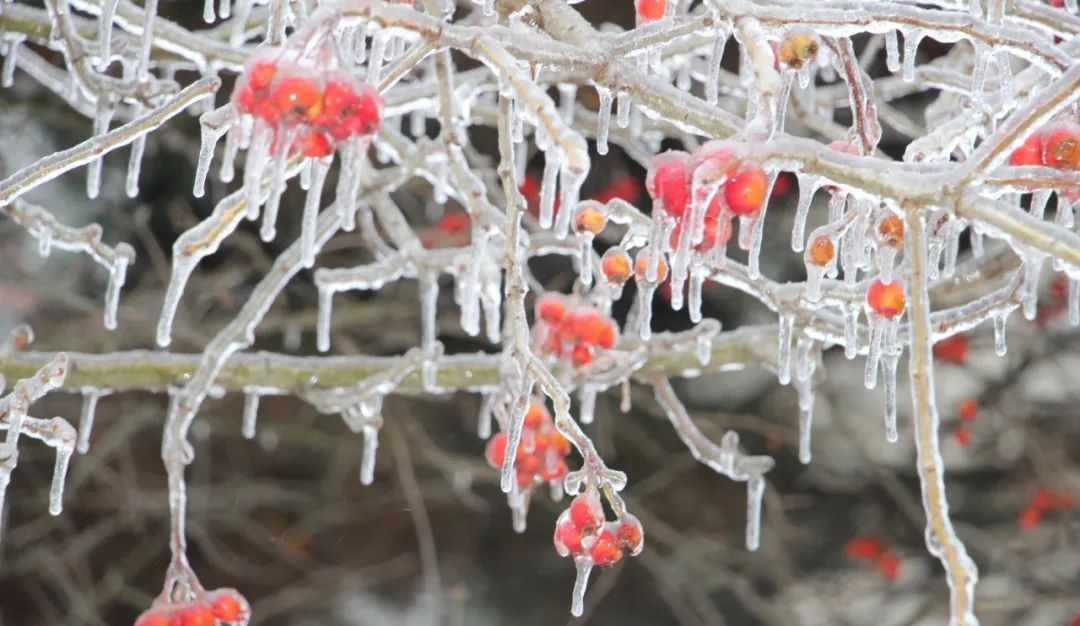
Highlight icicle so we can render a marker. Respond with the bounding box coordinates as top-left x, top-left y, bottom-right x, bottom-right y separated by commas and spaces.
49, 426, 74, 516
38, 229, 52, 257
706, 34, 725, 105
509, 96, 524, 143
689, 270, 705, 323
882, 349, 900, 442
2, 36, 22, 88
901, 31, 921, 83
697, 331, 712, 366
242, 390, 260, 439
539, 153, 560, 228
616, 91, 631, 129
301, 159, 331, 268
367, 31, 389, 85
86, 100, 115, 200
203, 0, 216, 22
569, 561, 594, 617
97, 0, 120, 70
104, 246, 133, 331
136, 0, 159, 82
501, 378, 536, 493
595, 86, 613, 156
353, 21, 369, 64
193, 114, 230, 198
243, 124, 274, 220
579, 386, 597, 425
791, 175, 819, 251
843, 303, 860, 359
557, 83, 577, 125
77, 388, 104, 454
1021, 255, 1044, 321
865, 316, 884, 388
1030, 189, 1051, 220
556, 165, 587, 240
360, 424, 380, 485
261, 128, 298, 242
219, 0, 232, 19
777, 311, 794, 385
220, 123, 241, 183
969, 44, 988, 108
795, 337, 815, 464
993, 312, 1008, 356
478, 394, 495, 439
746, 474, 765, 551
